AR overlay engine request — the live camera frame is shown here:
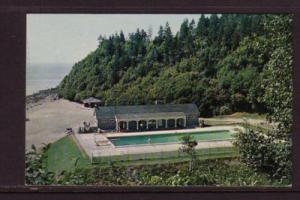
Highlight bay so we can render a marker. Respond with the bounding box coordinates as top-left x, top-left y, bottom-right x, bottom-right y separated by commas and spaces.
26, 63, 72, 95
